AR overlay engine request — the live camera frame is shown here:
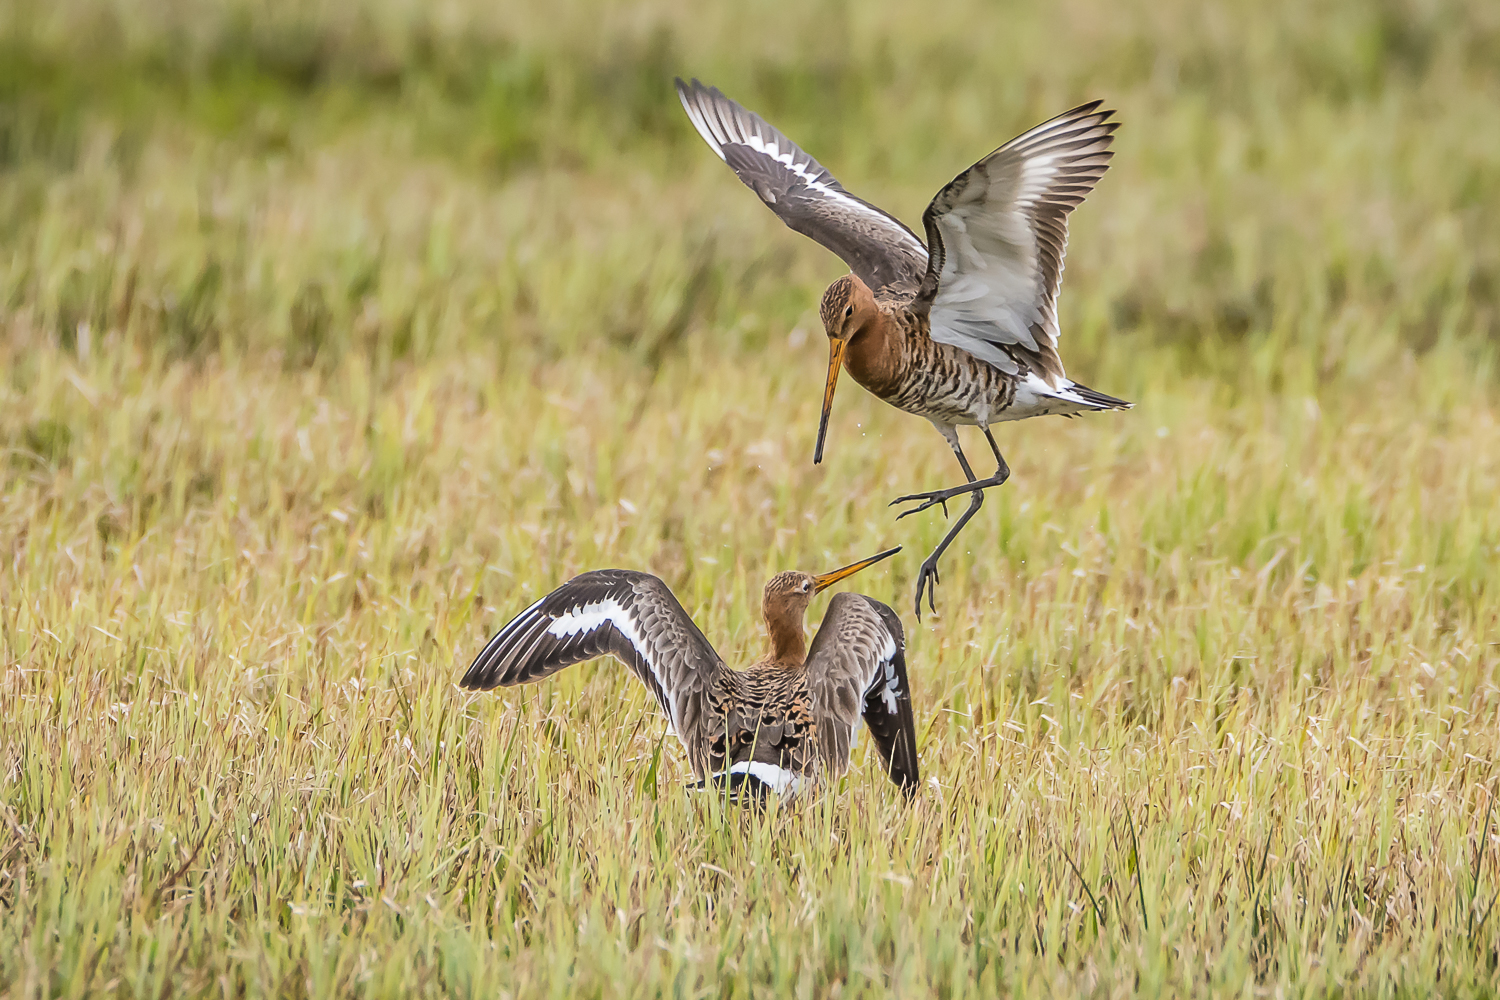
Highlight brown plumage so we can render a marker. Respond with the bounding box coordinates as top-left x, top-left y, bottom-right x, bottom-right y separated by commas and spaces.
459, 547, 919, 799
677, 79, 1133, 616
